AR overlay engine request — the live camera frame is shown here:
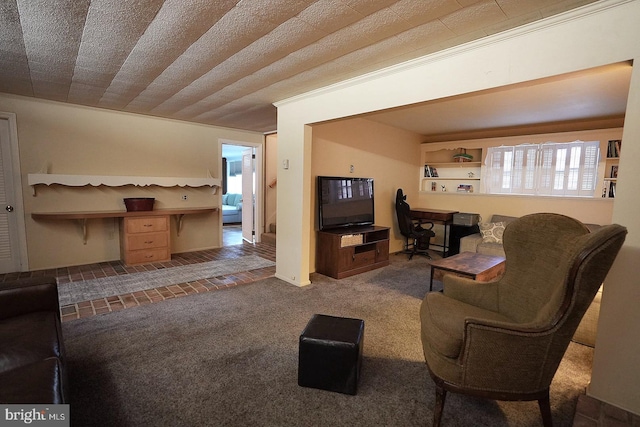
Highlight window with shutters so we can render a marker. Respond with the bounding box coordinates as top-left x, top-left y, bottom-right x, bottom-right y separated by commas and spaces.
485, 140, 600, 197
